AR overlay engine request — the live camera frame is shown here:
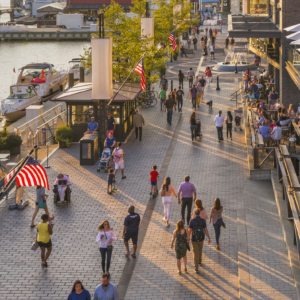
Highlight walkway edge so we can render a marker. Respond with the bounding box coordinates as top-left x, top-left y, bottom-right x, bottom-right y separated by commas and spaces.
271, 170, 300, 299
